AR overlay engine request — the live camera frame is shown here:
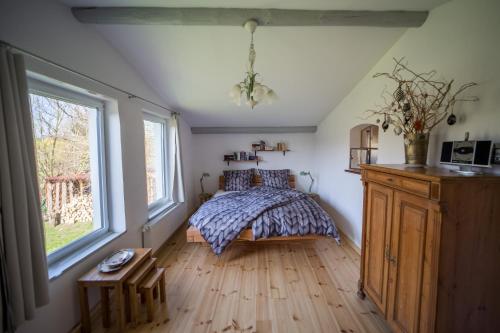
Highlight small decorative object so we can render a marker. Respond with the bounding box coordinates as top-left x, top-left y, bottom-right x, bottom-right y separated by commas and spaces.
277, 142, 287, 151
394, 84, 405, 102
393, 125, 403, 136
447, 112, 457, 125
381, 116, 390, 132
248, 154, 256, 160
299, 171, 315, 193
224, 154, 235, 161
98, 249, 135, 273
200, 172, 210, 193
240, 151, 247, 160
369, 57, 479, 165
252, 143, 261, 150
260, 140, 266, 150
350, 148, 373, 170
